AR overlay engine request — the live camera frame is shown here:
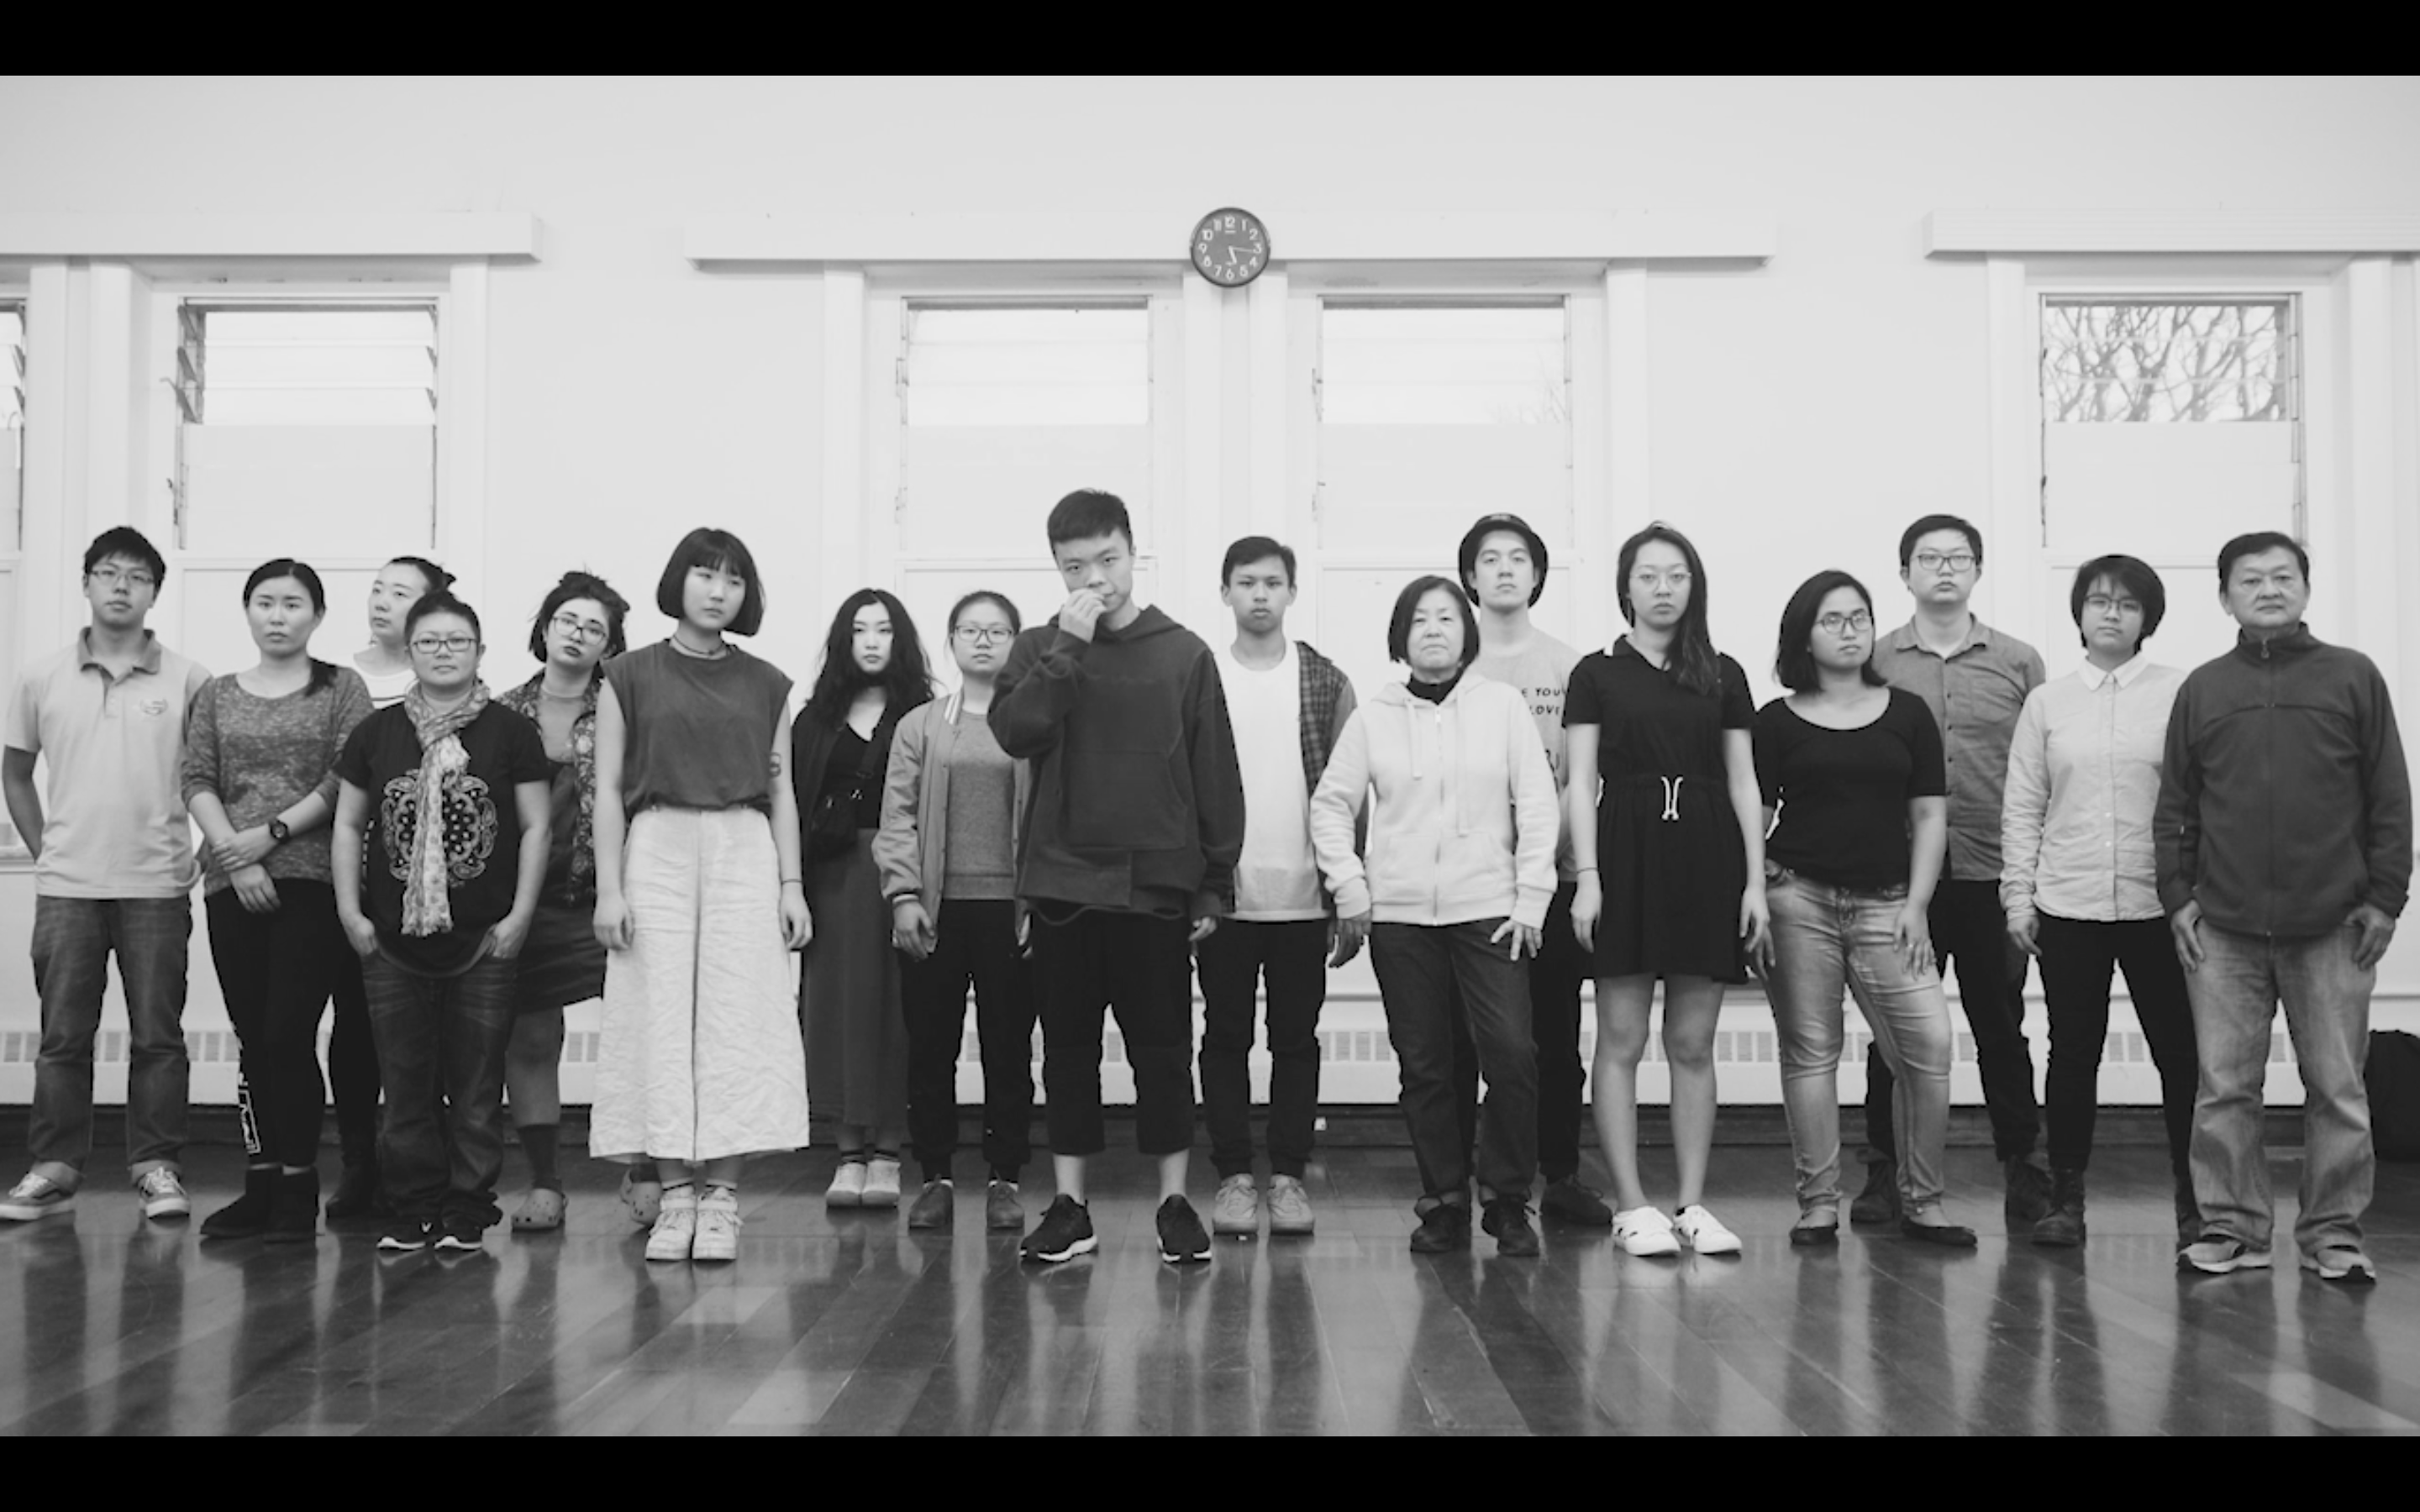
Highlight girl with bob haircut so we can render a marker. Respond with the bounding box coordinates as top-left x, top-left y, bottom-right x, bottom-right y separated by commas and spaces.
791, 587, 934, 1210
876, 590, 1039, 1232
1565, 523, 1767, 1258
184, 559, 374, 1242
496, 570, 634, 1232
1754, 570, 1975, 1249
1312, 574, 1559, 1258
590, 528, 811, 1264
